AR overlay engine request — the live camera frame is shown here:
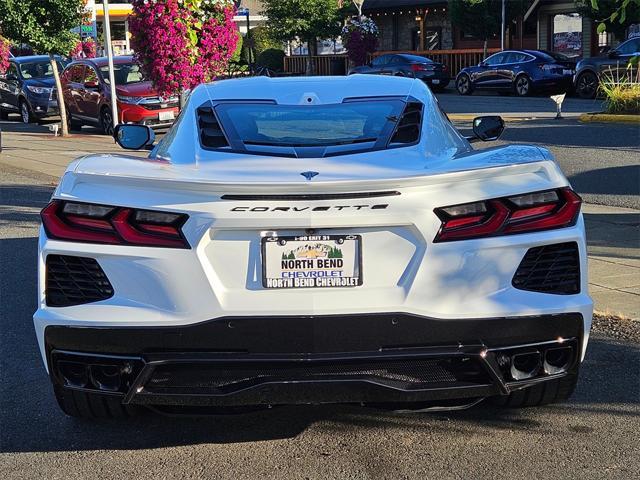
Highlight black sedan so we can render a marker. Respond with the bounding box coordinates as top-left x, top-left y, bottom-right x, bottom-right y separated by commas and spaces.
455, 50, 576, 97
574, 37, 640, 99
349, 53, 450, 92
0, 55, 69, 123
